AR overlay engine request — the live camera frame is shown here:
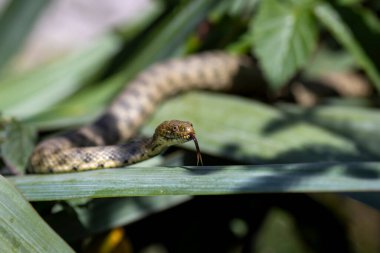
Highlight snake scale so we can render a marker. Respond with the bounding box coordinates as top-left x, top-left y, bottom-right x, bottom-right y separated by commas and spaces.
28, 51, 255, 173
